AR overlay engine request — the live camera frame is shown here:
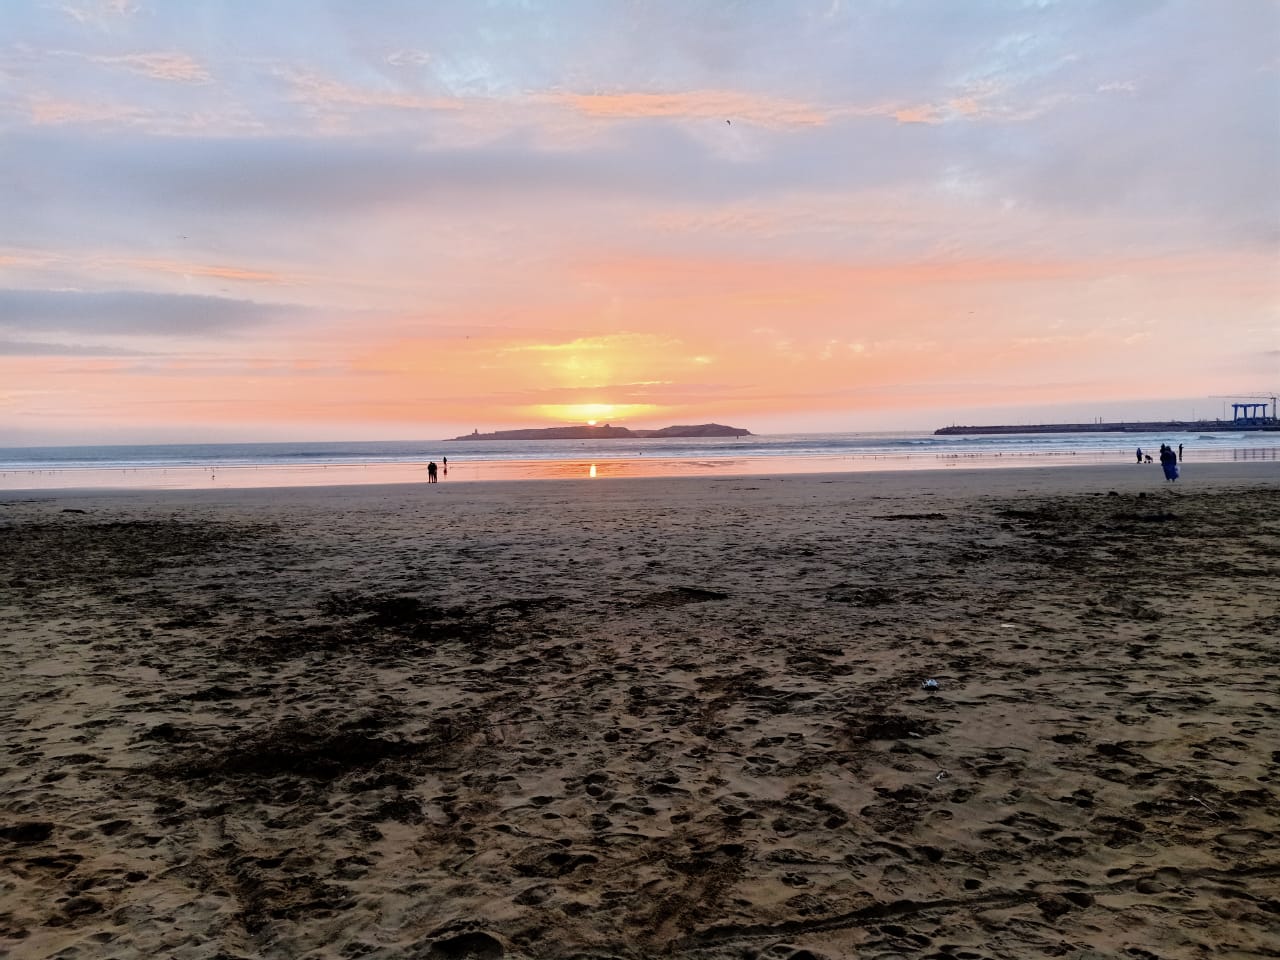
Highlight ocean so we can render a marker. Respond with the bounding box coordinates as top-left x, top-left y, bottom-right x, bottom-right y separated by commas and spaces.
1, 430, 1276, 491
